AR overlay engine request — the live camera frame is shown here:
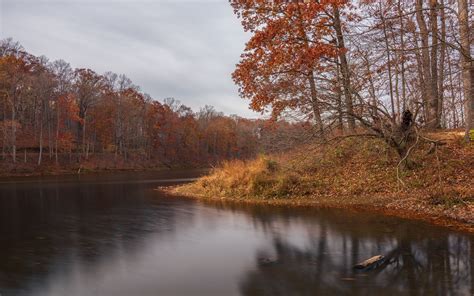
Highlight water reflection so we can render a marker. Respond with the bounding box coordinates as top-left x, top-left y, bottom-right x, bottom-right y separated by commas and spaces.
0, 173, 472, 296
228, 204, 474, 296
0, 171, 200, 296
